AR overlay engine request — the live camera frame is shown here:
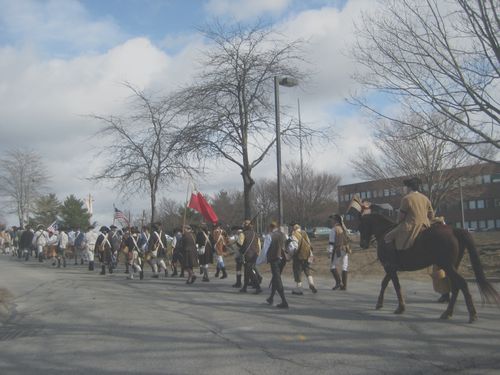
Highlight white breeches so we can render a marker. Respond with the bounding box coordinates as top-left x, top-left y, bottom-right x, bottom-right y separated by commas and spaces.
331, 251, 348, 272
85, 248, 95, 262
